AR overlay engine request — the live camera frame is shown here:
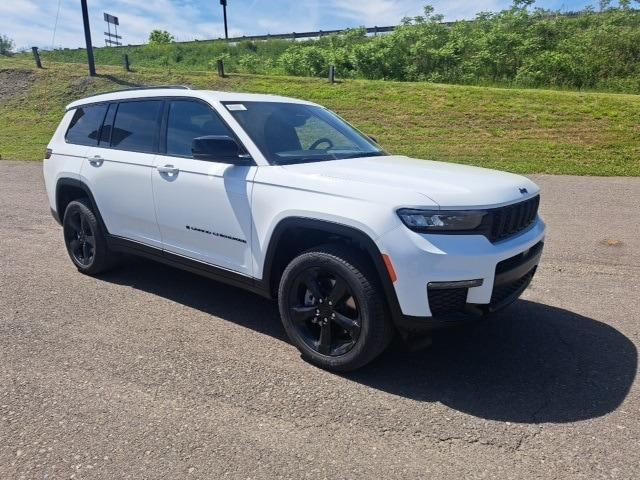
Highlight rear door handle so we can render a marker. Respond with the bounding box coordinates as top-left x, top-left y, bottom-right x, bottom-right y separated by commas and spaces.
157, 164, 179, 175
